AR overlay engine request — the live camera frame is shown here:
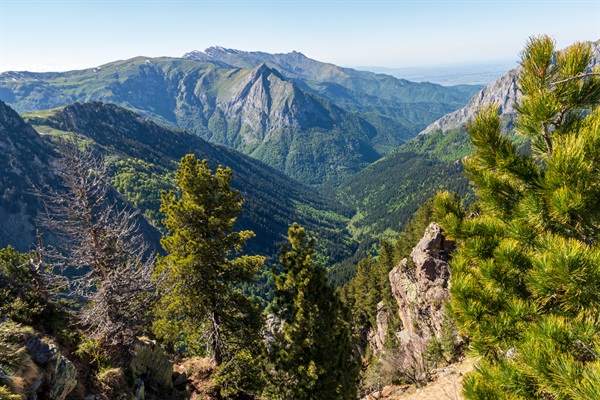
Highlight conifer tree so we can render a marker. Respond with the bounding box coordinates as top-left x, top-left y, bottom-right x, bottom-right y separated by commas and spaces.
435, 36, 600, 399
268, 223, 359, 400
152, 155, 265, 396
